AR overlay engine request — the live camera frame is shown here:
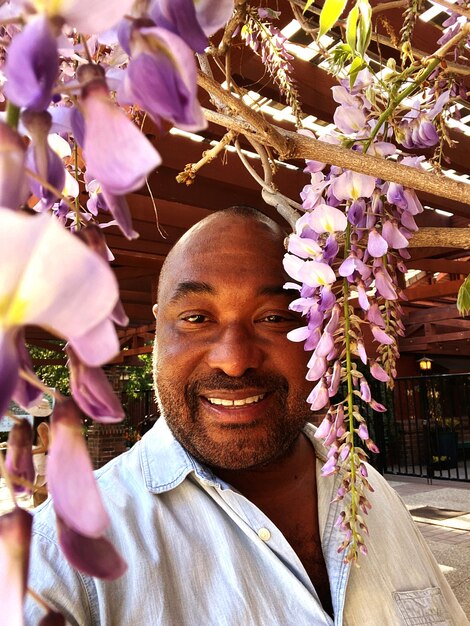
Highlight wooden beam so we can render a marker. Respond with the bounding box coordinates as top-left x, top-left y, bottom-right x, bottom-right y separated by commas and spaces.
399, 342, 470, 355
404, 304, 464, 324
404, 279, 464, 302
433, 319, 470, 330
407, 259, 470, 274
400, 330, 470, 348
